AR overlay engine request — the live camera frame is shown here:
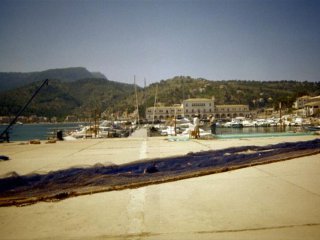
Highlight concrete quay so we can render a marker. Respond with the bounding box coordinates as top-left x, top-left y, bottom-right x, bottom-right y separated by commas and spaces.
0, 129, 320, 239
